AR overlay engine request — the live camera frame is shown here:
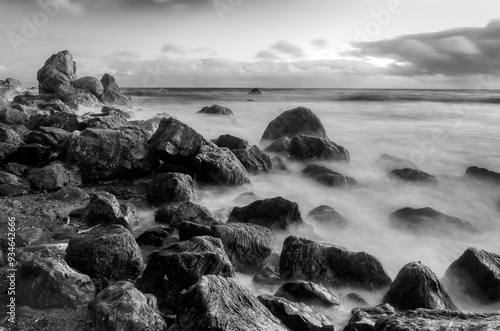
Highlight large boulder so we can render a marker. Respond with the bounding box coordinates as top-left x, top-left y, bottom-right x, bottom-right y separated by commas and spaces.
279, 236, 392, 290
389, 168, 438, 185
289, 135, 350, 162
261, 106, 328, 142
344, 304, 395, 331
193, 146, 251, 186
136, 236, 235, 314
65, 225, 145, 281
198, 104, 233, 116
146, 173, 195, 207
27, 163, 81, 191
275, 280, 340, 309
71, 76, 104, 97
87, 281, 167, 331
302, 164, 356, 187
465, 166, 500, 185
442, 247, 500, 304
389, 207, 478, 233
177, 275, 287, 331
258, 294, 334, 331
37, 50, 77, 94
82, 192, 138, 229
99, 73, 132, 108
383, 262, 456, 311
17, 255, 95, 309
228, 196, 305, 231
45, 111, 87, 132
232, 145, 272, 173
66, 128, 158, 182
